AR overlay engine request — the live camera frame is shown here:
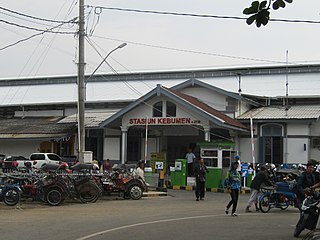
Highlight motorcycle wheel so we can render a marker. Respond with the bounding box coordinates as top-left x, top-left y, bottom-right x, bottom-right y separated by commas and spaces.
278, 194, 290, 210
46, 188, 64, 206
3, 188, 21, 206
127, 184, 143, 200
259, 195, 271, 213
294, 214, 306, 238
78, 182, 100, 203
